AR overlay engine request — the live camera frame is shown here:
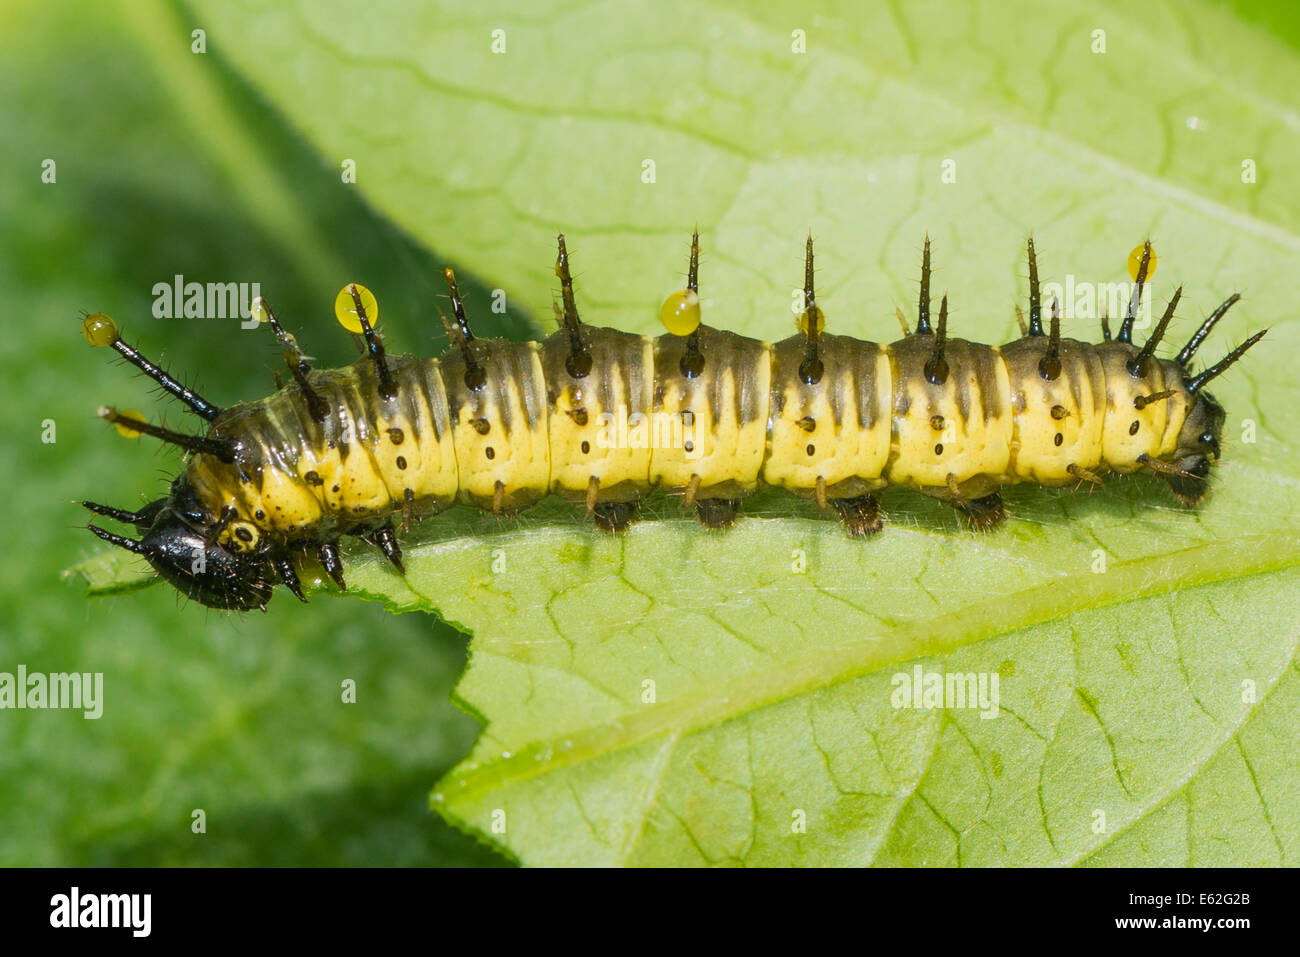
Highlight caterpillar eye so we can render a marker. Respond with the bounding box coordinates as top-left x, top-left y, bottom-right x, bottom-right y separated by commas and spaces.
220, 520, 262, 553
